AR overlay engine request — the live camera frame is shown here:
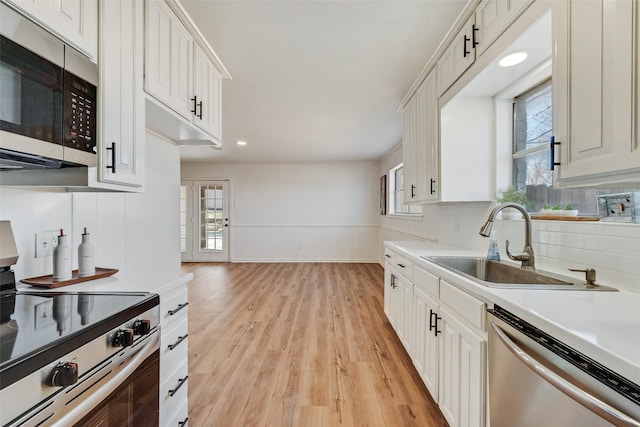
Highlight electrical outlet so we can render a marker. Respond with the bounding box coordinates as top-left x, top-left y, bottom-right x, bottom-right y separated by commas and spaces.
35, 230, 59, 258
